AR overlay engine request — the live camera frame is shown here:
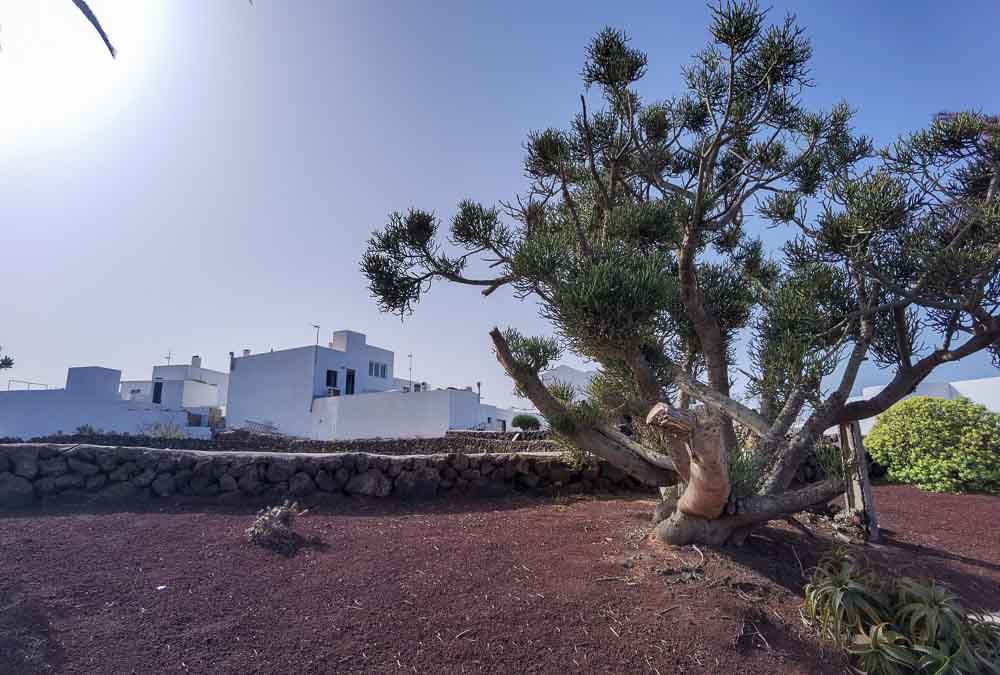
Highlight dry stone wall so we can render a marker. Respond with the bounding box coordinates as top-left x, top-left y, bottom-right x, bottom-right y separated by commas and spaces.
25, 431, 554, 456
0, 444, 652, 508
